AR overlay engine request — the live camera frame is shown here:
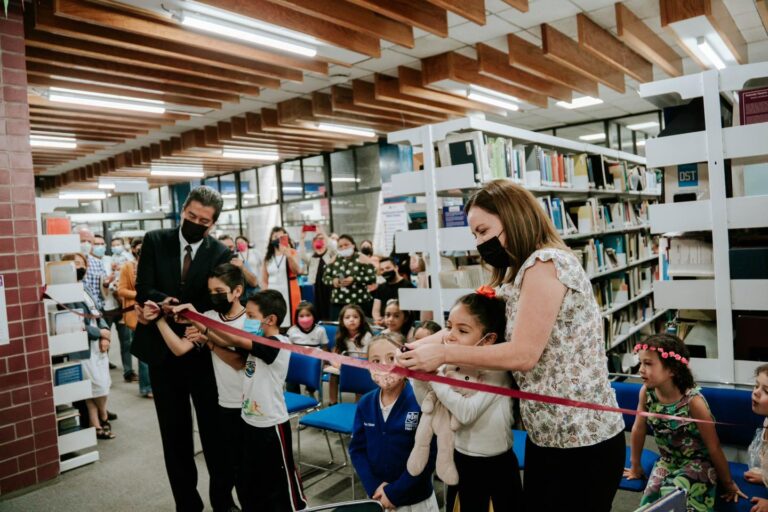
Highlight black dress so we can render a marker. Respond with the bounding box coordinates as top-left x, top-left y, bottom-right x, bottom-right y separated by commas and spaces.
313, 255, 333, 321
